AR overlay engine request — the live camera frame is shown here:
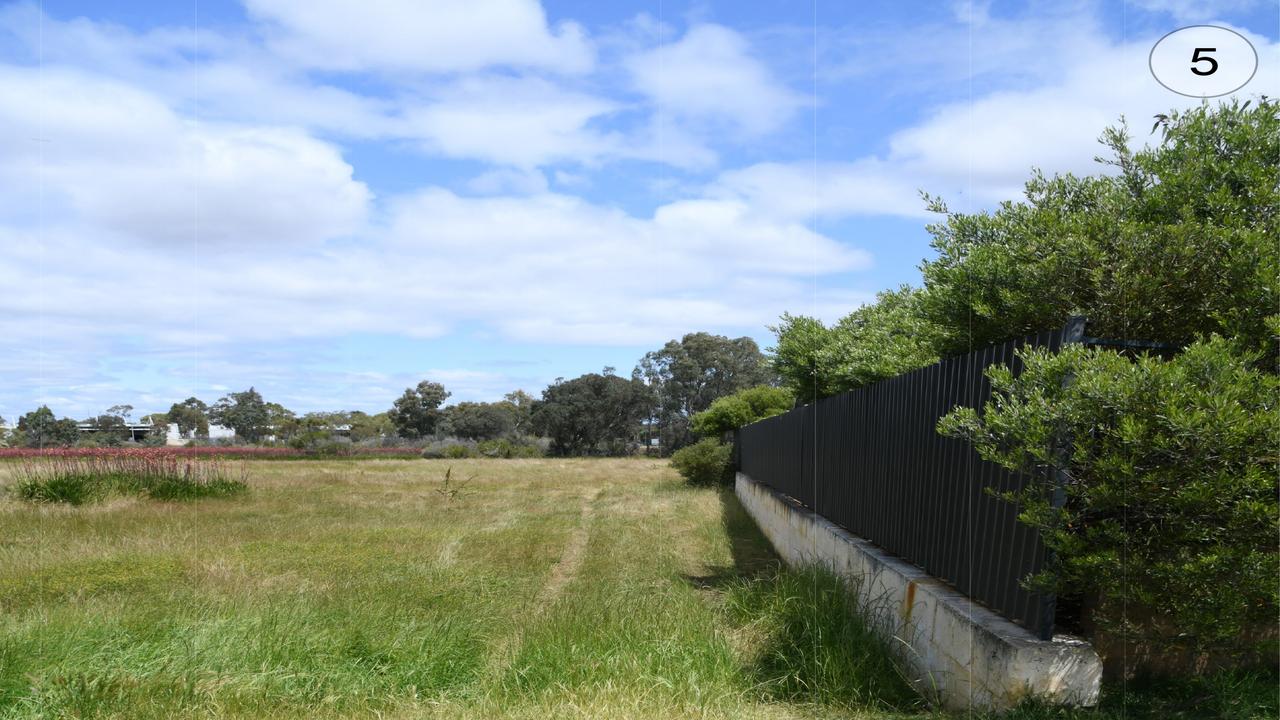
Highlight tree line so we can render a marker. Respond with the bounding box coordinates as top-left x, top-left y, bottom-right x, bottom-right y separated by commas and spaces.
1, 332, 776, 456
